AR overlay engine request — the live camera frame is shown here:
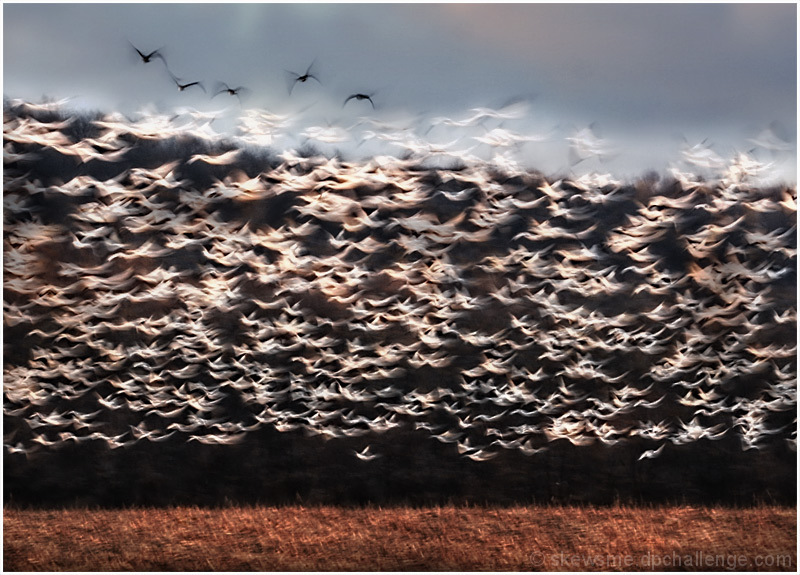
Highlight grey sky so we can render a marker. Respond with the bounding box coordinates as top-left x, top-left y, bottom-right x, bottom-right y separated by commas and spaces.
3, 2, 797, 180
